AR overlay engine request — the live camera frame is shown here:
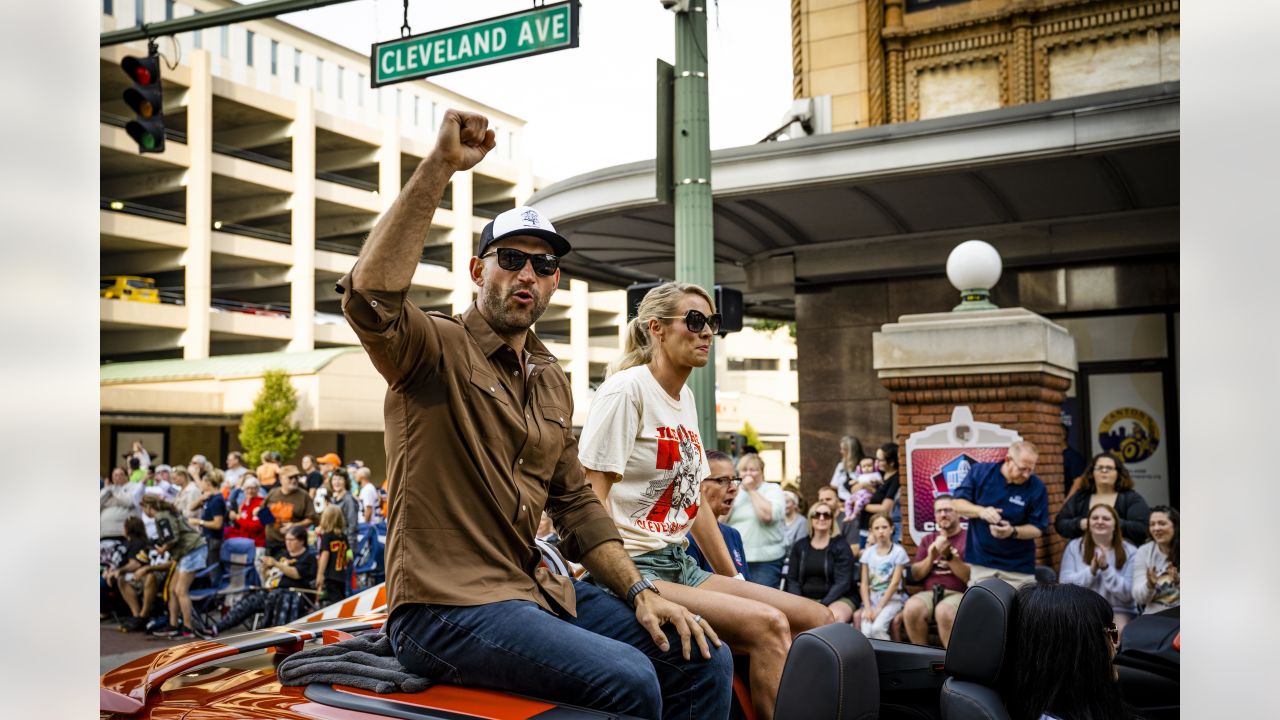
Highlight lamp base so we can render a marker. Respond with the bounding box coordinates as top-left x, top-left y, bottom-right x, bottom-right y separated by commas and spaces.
952, 289, 998, 312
